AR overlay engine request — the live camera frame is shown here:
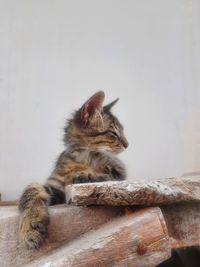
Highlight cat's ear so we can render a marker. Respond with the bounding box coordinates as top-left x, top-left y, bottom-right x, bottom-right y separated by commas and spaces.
77, 91, 105, 124
103, 98, 119, 112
